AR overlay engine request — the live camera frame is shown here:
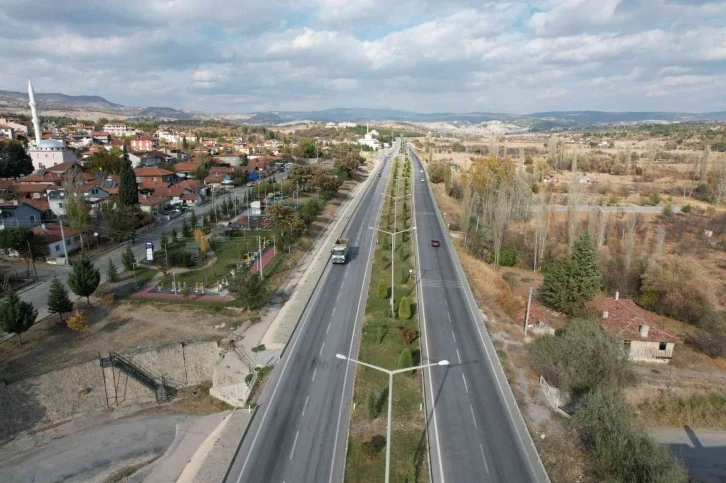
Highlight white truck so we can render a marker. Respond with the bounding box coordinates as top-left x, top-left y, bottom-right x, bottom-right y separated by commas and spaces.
331, 238, 349, 264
